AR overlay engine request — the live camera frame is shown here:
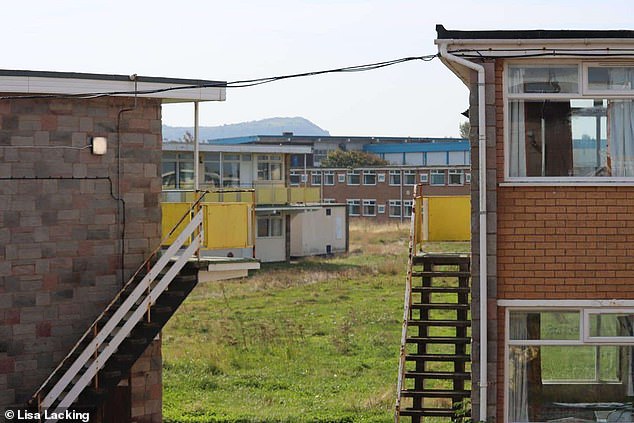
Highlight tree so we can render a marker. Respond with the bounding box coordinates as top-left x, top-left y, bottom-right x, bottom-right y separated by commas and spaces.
181, 130, 194, 143
459, 121, 470, 139
320, 150, 388, 168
